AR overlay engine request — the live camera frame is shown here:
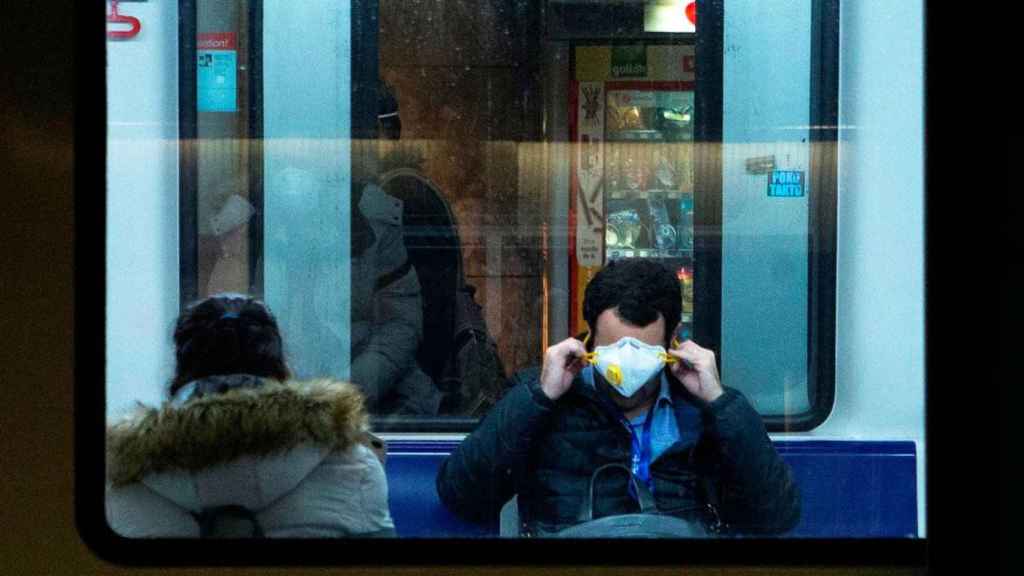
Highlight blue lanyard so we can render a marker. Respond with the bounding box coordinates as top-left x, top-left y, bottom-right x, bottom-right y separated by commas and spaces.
624, 406, 657, 496
582, 366, 658, 497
